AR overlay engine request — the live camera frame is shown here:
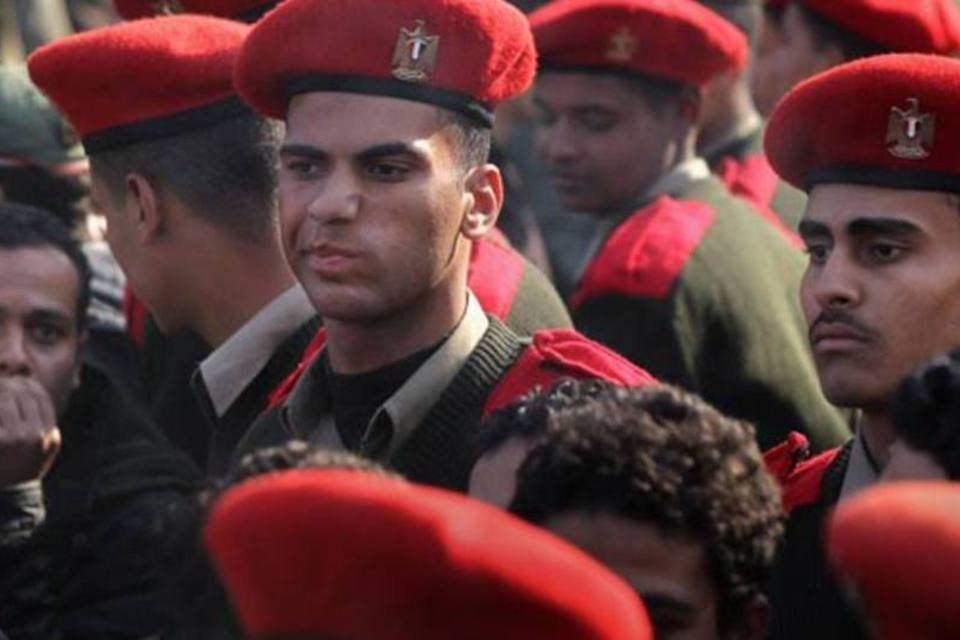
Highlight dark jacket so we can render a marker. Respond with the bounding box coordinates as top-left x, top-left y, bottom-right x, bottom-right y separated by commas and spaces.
766, 439, 869, 639
0, 365, 200, 640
